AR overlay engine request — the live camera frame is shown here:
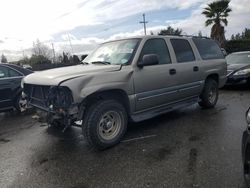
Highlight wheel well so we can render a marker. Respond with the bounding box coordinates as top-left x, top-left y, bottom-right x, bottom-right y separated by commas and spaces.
206, 74, 219, 84
13, 88, 22, 104
82, 89, 130, 114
